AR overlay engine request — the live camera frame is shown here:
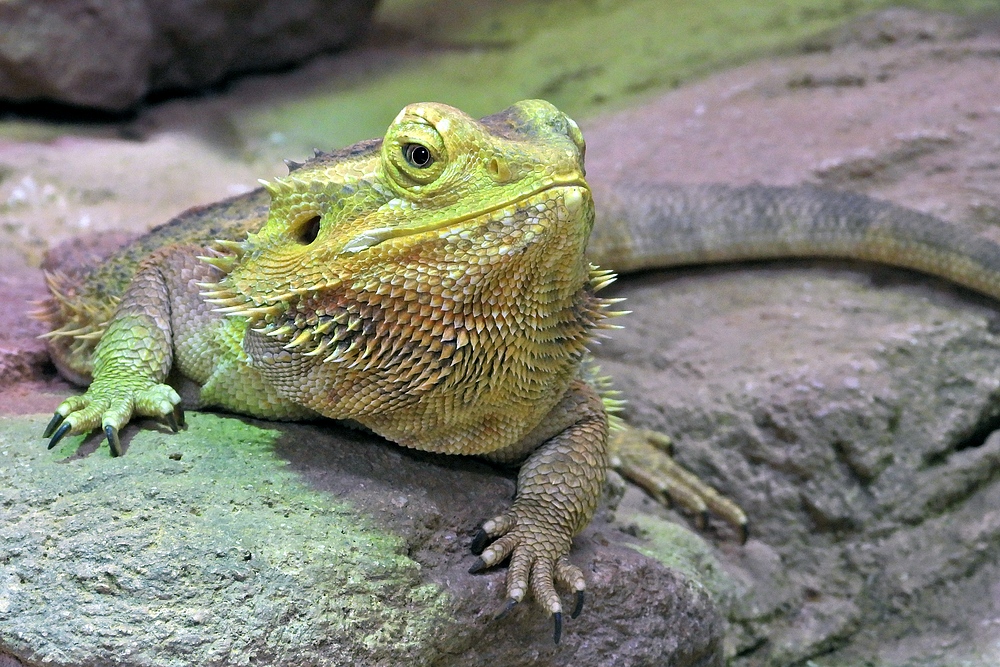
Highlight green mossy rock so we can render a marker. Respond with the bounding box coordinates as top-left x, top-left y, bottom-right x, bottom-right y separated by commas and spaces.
0, 413, 723, 666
